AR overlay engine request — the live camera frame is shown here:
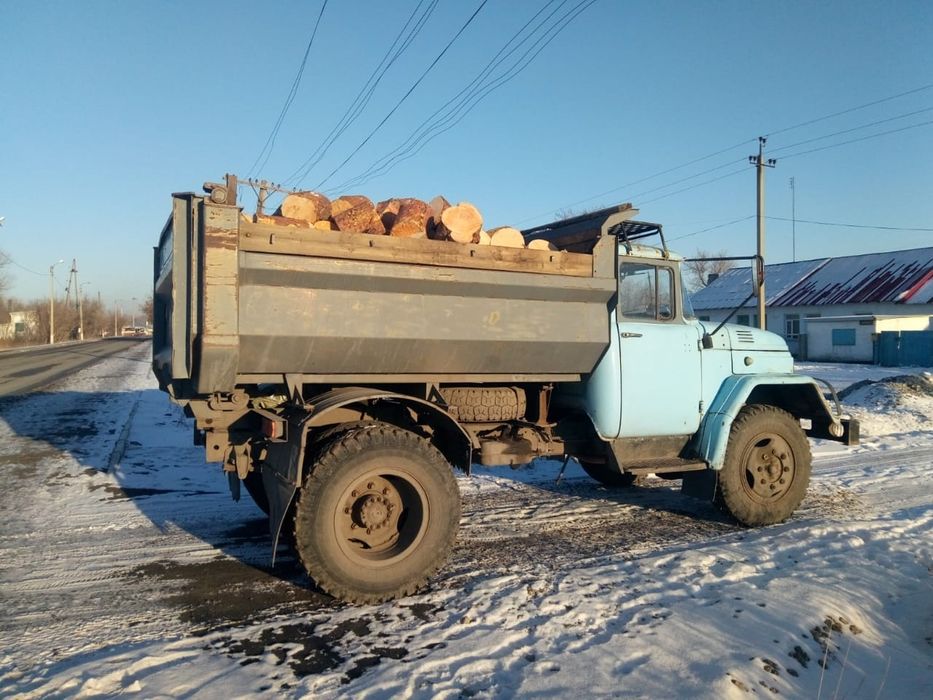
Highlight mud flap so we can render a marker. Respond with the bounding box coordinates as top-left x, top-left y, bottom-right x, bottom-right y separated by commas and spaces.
262, 467, 297, 565
682, 469, 719, 501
